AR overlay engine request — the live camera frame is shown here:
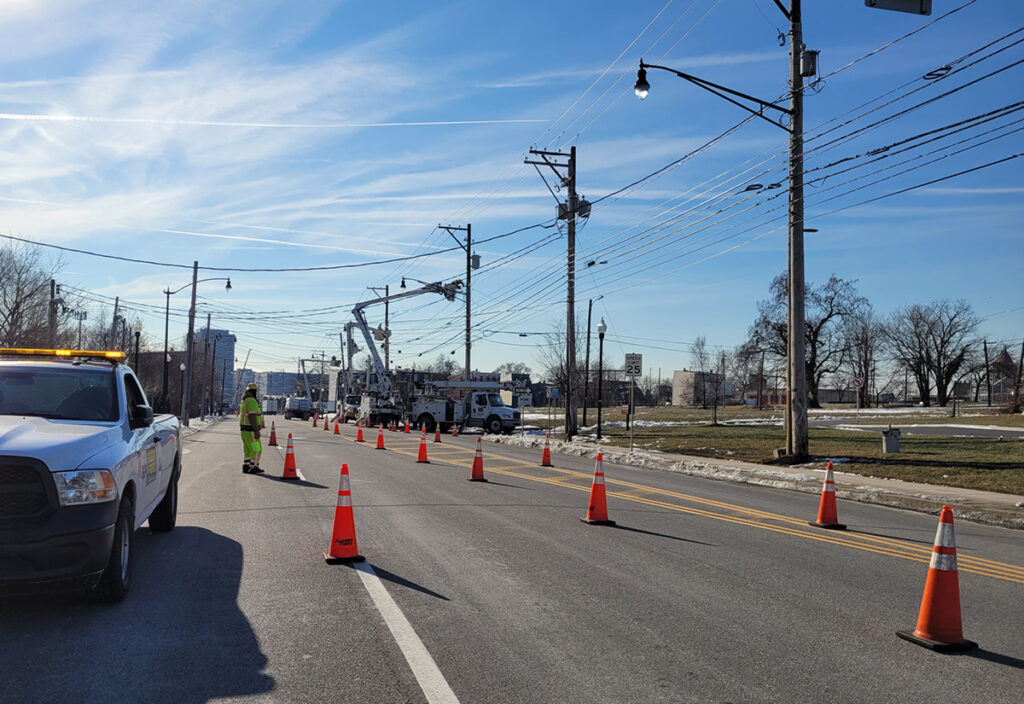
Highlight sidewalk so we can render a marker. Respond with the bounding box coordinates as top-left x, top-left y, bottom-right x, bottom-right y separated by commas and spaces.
488, 432, 1024, 530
